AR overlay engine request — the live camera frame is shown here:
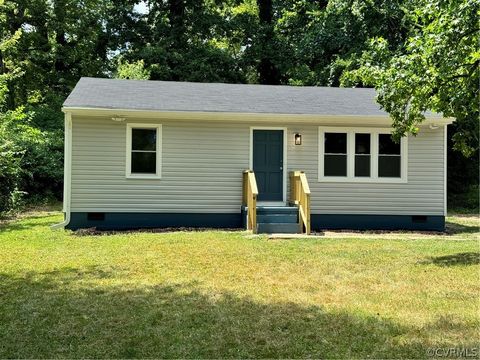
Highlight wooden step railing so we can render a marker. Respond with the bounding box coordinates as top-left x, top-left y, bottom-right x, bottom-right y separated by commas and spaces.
290, 171, 311, 234
242, 170, 258, 233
